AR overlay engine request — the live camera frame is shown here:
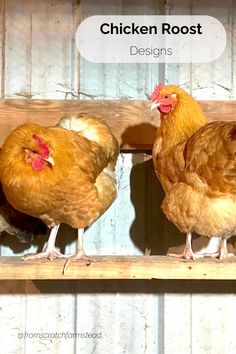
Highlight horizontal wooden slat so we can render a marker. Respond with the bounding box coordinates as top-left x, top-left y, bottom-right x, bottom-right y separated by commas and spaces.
0, 99, 235, 151
0, 99, 158, 151
1, 256, 236, 280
